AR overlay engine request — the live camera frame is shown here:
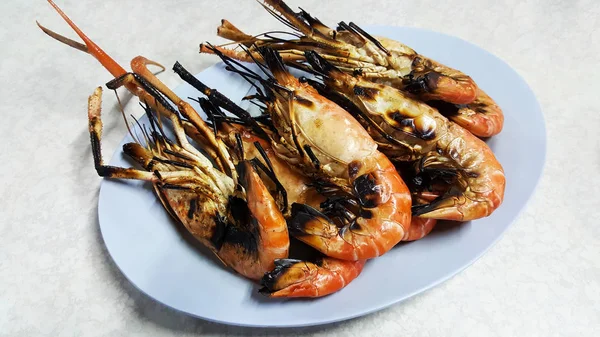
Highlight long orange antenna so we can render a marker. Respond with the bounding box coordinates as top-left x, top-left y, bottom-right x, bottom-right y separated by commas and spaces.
44, 0, 127, 77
